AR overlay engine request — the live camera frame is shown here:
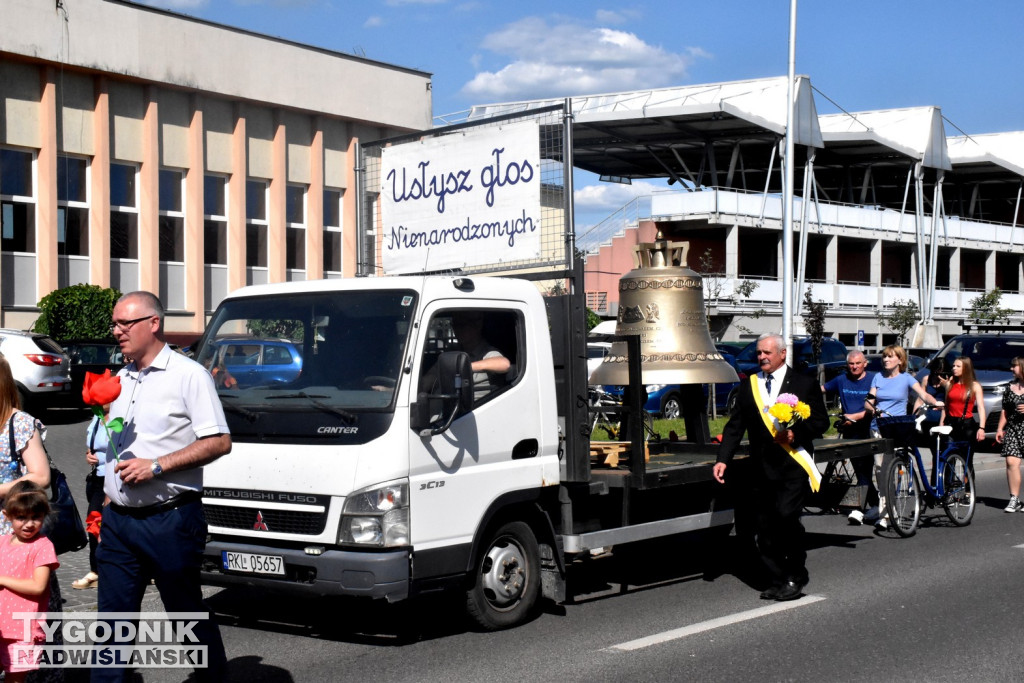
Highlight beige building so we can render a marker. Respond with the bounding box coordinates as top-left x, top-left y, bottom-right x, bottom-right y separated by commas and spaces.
0, 0, 432, 337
